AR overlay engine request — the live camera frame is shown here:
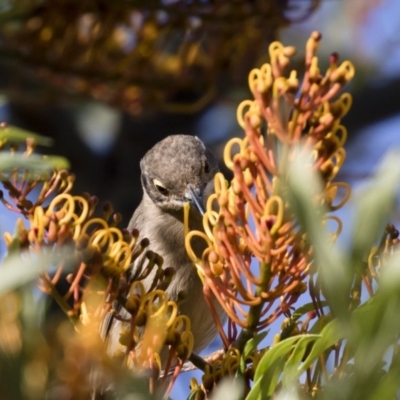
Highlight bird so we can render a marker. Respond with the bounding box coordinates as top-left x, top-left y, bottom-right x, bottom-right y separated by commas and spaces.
102, 134, 226, 367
